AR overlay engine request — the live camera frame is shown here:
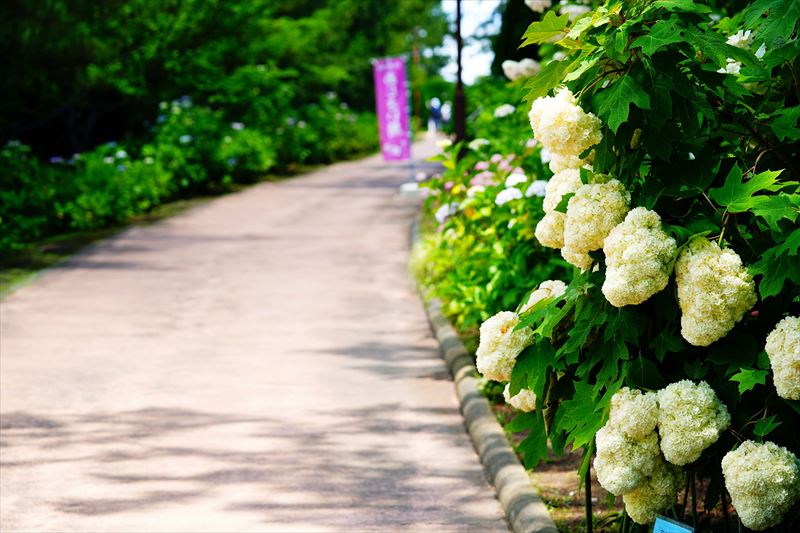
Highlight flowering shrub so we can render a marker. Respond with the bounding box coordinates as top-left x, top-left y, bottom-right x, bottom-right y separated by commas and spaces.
415, 0, 800, 528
